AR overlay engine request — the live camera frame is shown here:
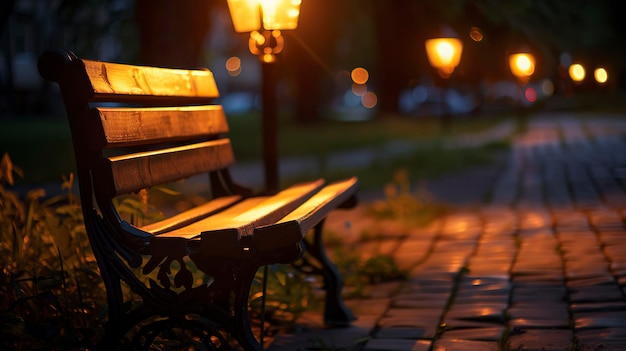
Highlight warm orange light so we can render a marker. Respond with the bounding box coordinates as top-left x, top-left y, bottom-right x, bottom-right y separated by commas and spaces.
225, 56, 242, 76
569, 63, 585, 82
594, 67, 608, 84
509, 53, 535, 84
425, 38, 463, 78
351, 67, 369, 85
469, 27, 483, 42
361, 91, 378, 109
351, 83, 367, 97
227, 0, 301, 33
261, 0, 301, 30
